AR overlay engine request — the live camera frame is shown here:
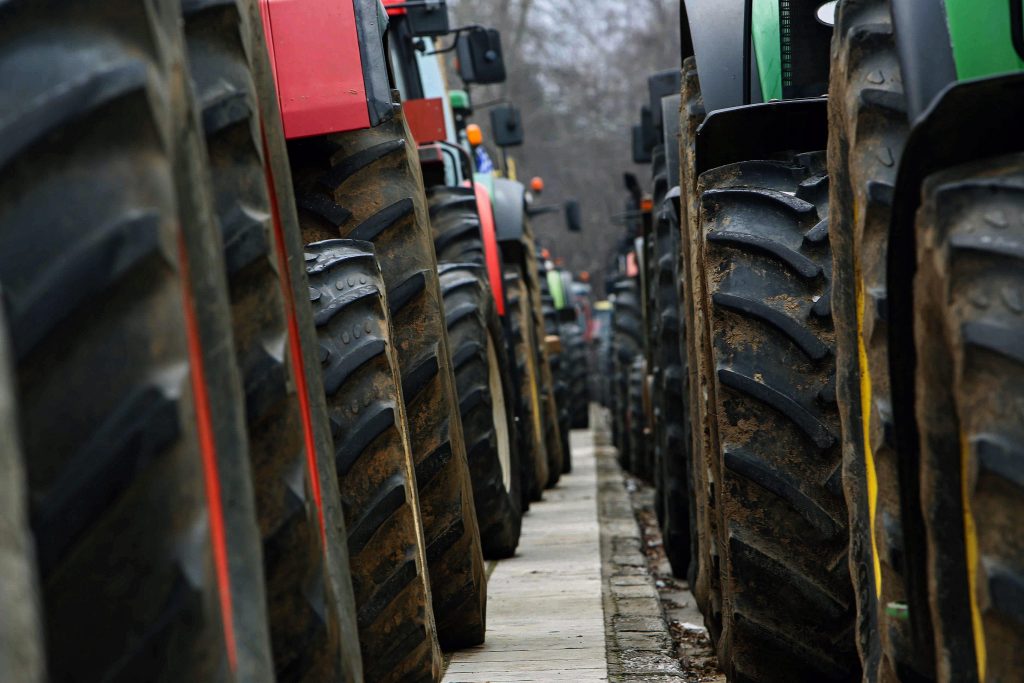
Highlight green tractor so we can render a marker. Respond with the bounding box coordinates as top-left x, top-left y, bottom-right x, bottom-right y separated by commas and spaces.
672, 0, 1024, 680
